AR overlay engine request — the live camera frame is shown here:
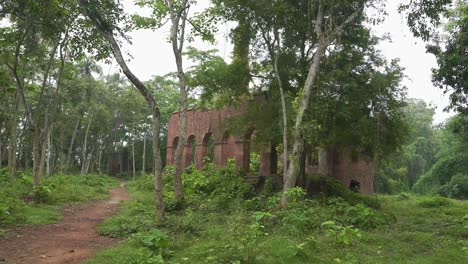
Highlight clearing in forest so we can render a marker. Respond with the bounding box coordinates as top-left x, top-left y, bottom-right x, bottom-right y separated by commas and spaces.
0, 183, 129, 264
